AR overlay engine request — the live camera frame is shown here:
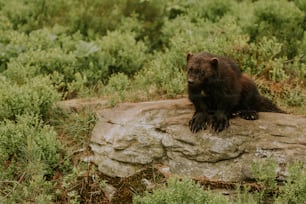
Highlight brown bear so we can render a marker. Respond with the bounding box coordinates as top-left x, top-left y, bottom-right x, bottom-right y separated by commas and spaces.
187, 52, 285, 132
